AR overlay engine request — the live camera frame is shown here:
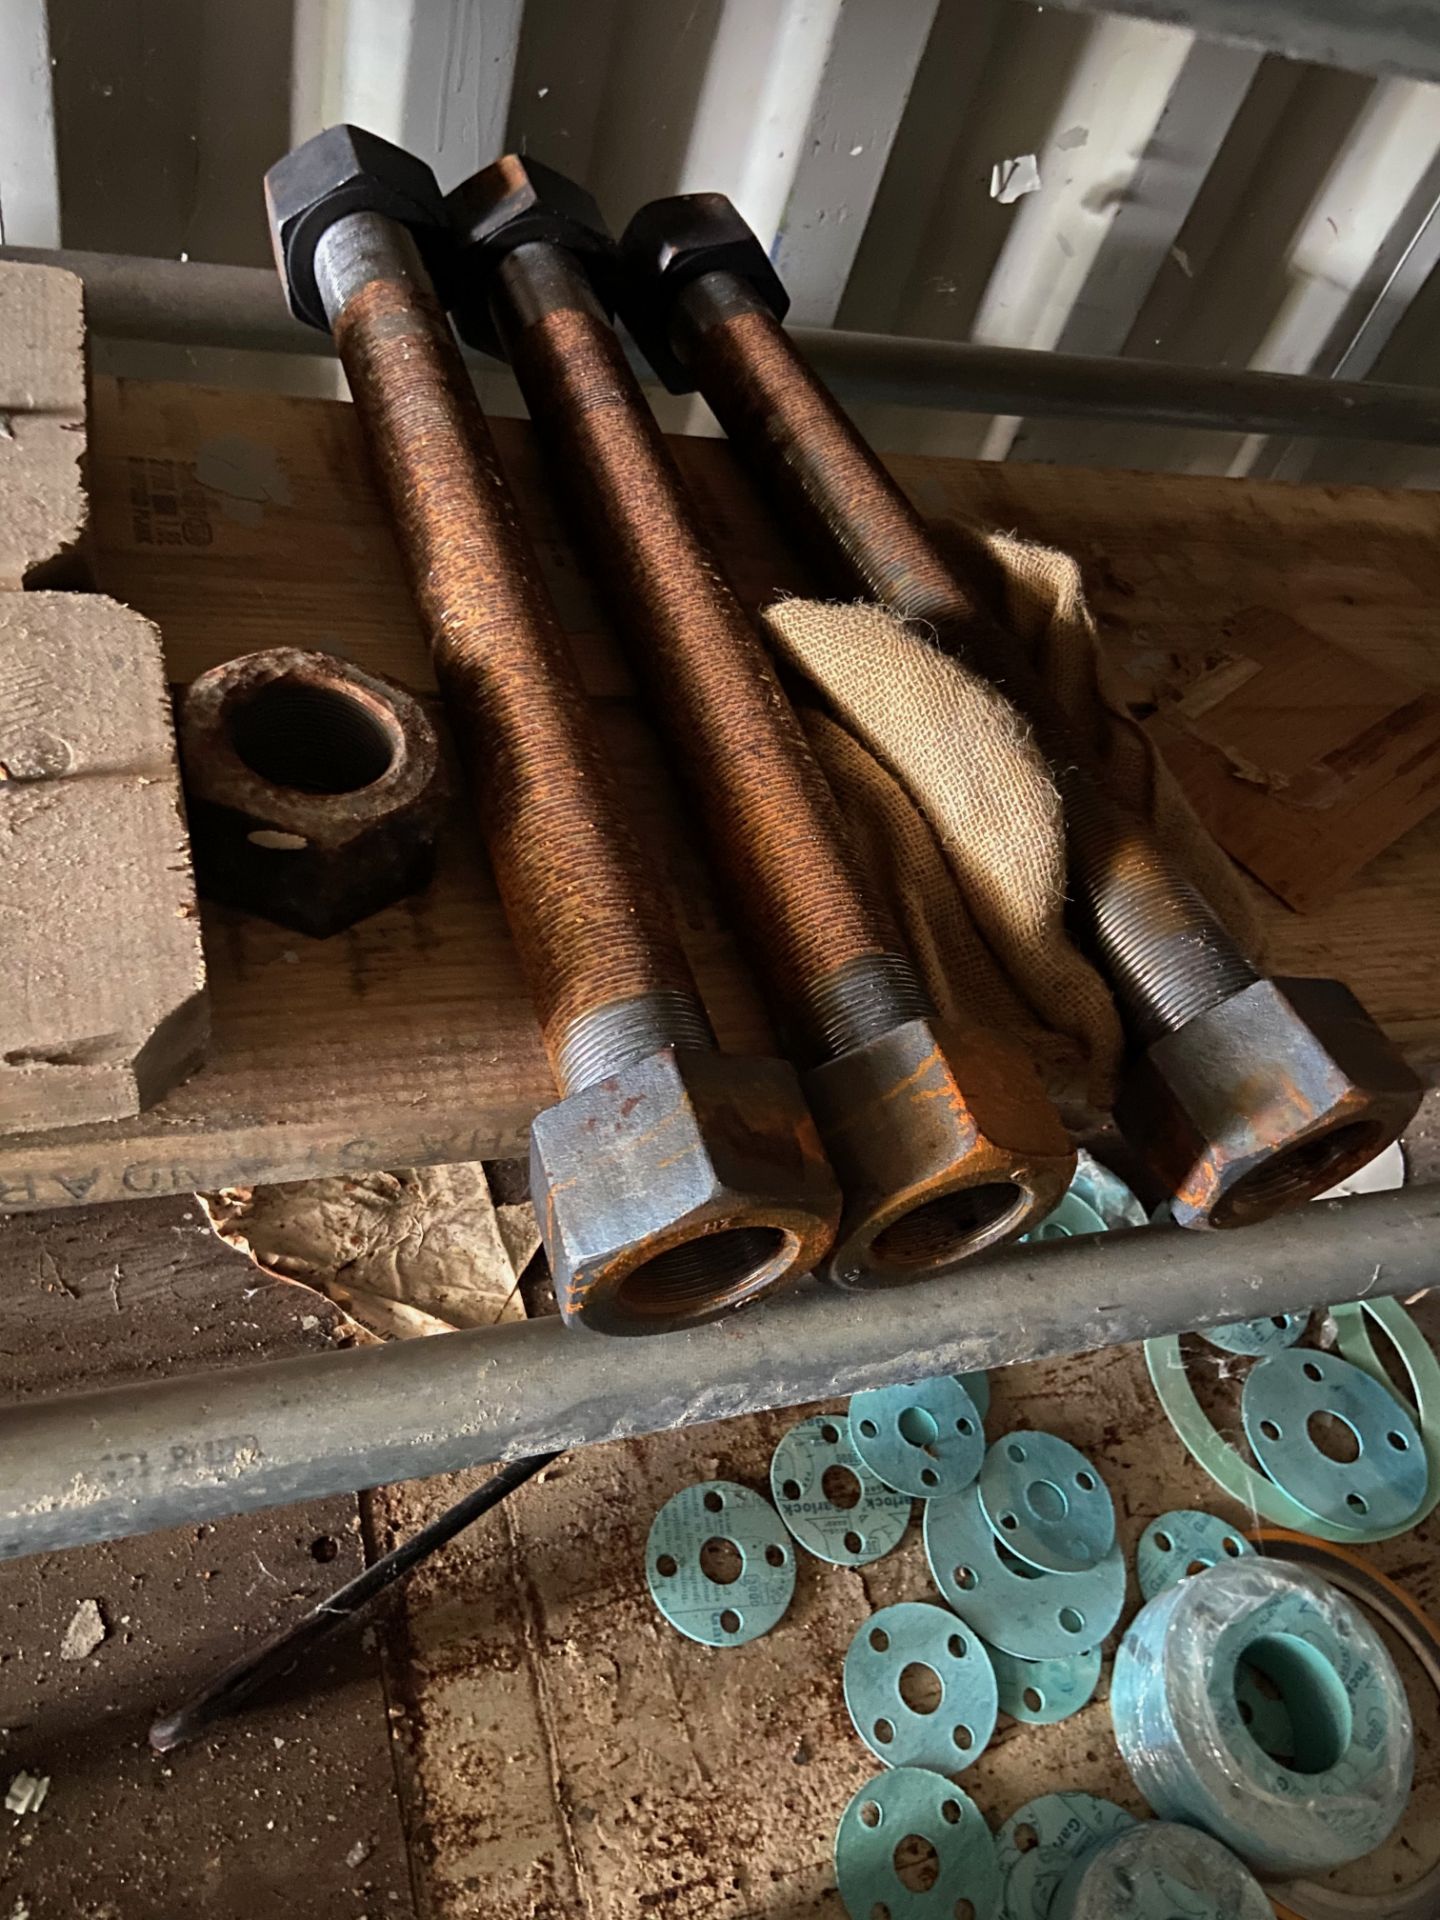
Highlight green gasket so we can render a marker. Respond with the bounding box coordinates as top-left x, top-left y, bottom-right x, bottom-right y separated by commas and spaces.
986, 1642, 1102, 1725
977, 1430, 1116, 1573
1068, 1151, 1149, 1231
995, 1793, 1137, 1920
1146, 1296, 1440, 1545
1136, 1509, 1253, 1601
835, 1770, 1000, 1920
1023, 1191, 1108, 1242
645, 1481, 794, 1646
1200, 1311, 1309, 1357
1051, 1821, 1272, 1920
770, 1414, 912, 1566
924, 1486, 1127, 1660
843, 1601, 998, 1773
850, 1376, 985, 1498
1242, 1349, 1426, 1533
